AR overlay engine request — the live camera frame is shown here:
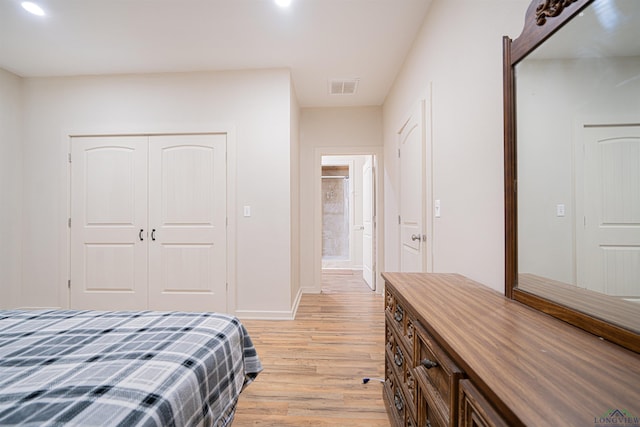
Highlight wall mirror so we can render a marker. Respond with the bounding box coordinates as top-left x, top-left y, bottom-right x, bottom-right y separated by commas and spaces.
504, 0, 640, 353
